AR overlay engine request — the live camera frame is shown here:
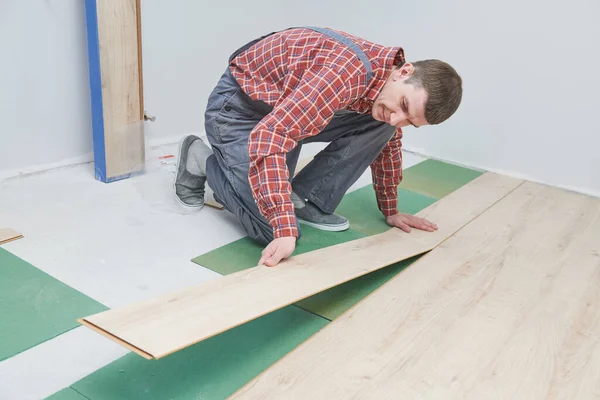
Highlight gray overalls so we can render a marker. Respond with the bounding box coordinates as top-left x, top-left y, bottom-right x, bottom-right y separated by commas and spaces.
204, 27, 396, 245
